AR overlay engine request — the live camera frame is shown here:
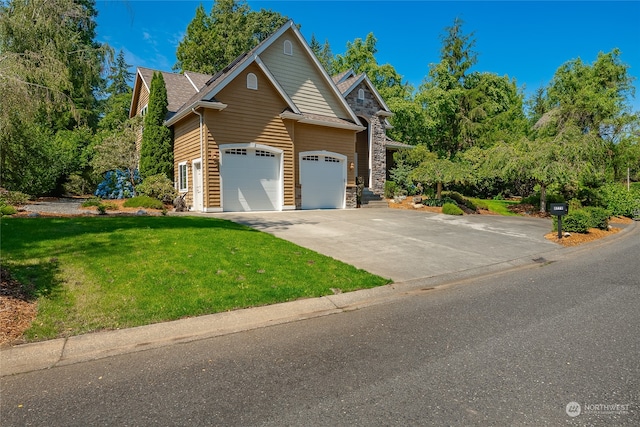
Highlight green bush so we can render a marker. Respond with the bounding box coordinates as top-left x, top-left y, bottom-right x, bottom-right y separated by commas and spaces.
582, 207, 611, 230
384, 181, 397, 199
1, 205, 17, 216
555, 210, 591, 233
444, 191, 477, 211
0, 189, 31, 206
81, 197, 103, 207
599, 183, 640, 218
521, 192, 564, 210
442, 202, 464, 215
137, 174, 178, 203
123, 195, 163, 209
423, 197, 457, 207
